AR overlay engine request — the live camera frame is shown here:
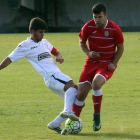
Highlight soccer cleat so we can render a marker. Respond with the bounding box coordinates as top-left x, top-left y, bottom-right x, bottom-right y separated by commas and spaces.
47, 121, 62, 133
61, 129, 69, 135
93, 113, 101, 131
60, 110, 79, 121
